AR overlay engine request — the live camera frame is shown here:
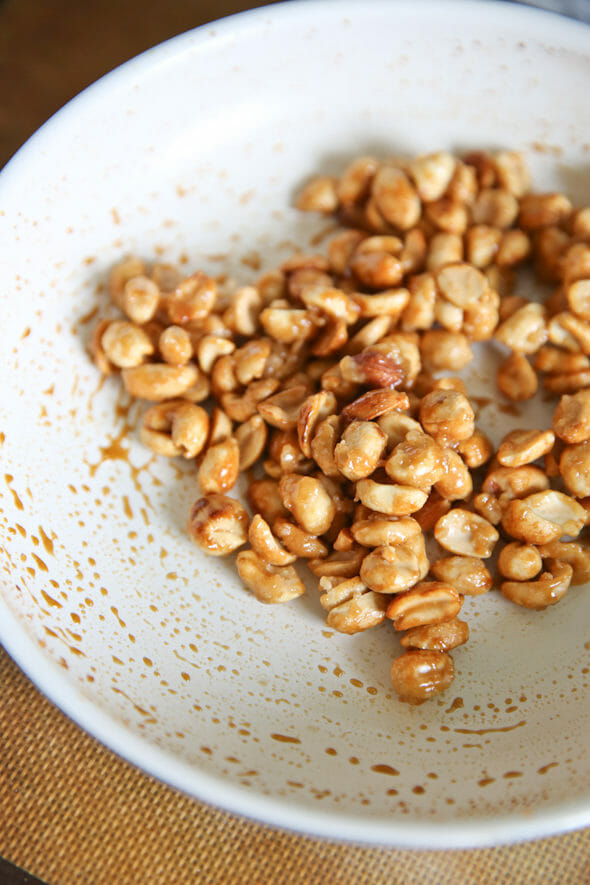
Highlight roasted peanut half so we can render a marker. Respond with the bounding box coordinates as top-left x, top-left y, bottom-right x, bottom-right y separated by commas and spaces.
419, 389, 475, 447
359, 544, 421, 594
385, 430, 444, 491
501, 559, 573, 610
430, 555, 493, 596
496, 428, 555, 468
248, 514, 297, 566
355, 478, 428, 516
537, 540, 590, 585
559, 441, 590, 497
501, 490, 586, 544
351, 515, 422, 548
386, 581, 462, 631
236, 550, 306, 604
278, 474, 336, 535
334, 420, 387, 481
552, 390, 590, 443
390, 650, 455, 704
497, 352, 538, 401
400, 618, 469, 652
497, 542, 543, 581
187, 494, 249, 556
122, 363, 201, 401
101, 320, 154, 368
434, 508, 499, 558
